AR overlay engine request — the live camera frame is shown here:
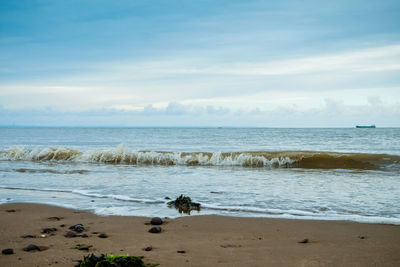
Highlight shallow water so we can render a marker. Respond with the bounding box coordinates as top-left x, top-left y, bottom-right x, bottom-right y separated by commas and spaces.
0, 127, 399, 224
